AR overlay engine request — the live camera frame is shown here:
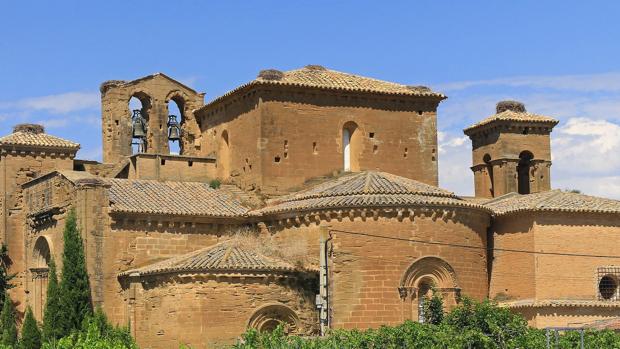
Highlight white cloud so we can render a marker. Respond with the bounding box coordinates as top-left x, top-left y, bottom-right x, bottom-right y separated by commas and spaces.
0, 92, 99, 114
437, 72, 620, 93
